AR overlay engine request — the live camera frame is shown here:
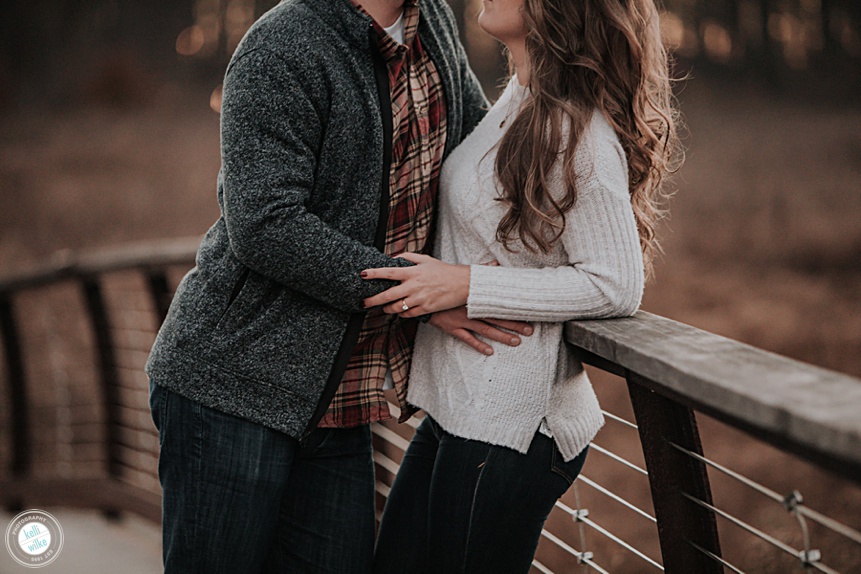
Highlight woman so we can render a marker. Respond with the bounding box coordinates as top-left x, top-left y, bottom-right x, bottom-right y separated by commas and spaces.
364, 0, 678, 571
